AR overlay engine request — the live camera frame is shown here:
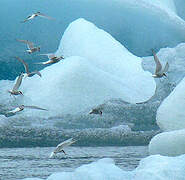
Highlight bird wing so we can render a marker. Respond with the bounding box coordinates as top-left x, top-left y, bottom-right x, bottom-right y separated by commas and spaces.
34, 60, 53, 65
12, 73, 24, 91
26, 41, 34, 49
39, 53, 56, 59
16, 39, 34, 49
29, 71, 42, 77
56, 138, 76, 149
163, 62, 169, 73
15, 57, 29, 73
152, 50, 162, 74
37, 12, 54, 20
23, 105, 48, 111
49, 152, 55, 158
